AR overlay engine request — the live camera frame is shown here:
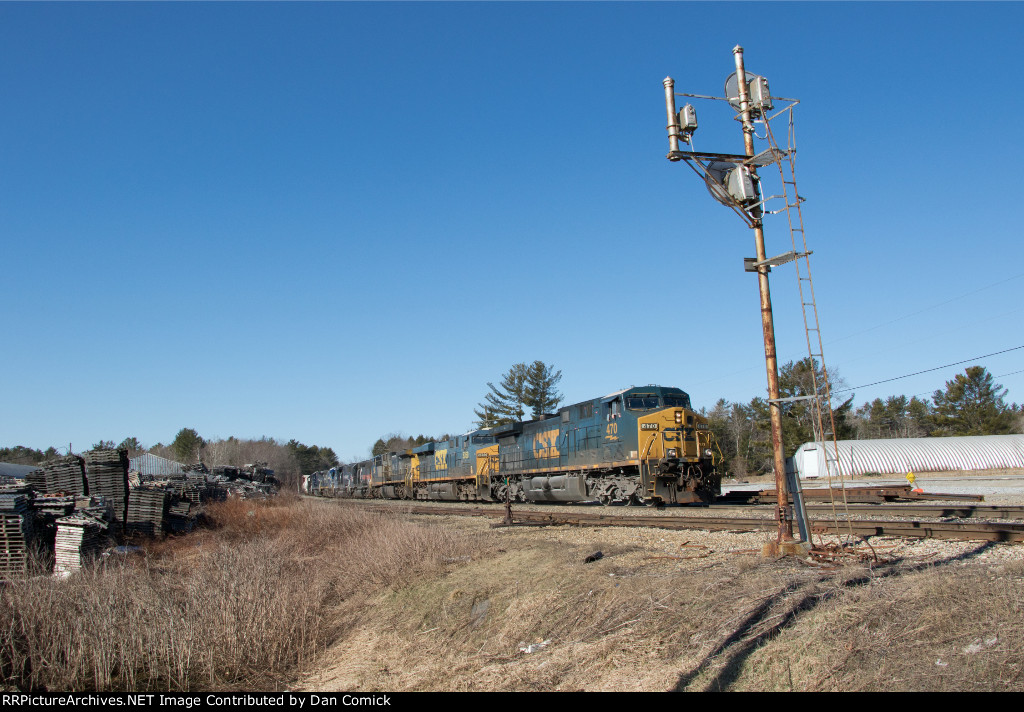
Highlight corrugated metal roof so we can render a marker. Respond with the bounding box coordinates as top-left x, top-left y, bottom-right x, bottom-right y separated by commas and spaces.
130, 453, 187, 477
0, 462, 40, 478
790, 434, 1024, 478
